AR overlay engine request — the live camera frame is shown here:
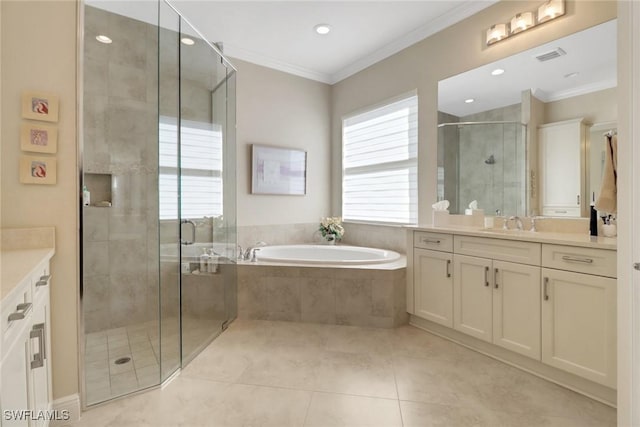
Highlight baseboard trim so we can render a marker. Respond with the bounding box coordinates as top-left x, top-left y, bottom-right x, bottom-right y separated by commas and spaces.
409, 315, 617, 408
49, 394, 80, 426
